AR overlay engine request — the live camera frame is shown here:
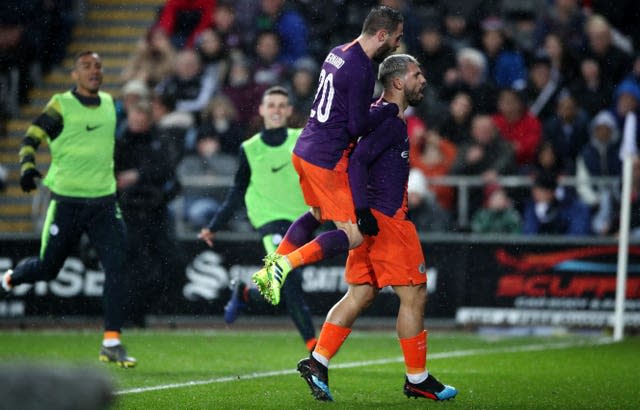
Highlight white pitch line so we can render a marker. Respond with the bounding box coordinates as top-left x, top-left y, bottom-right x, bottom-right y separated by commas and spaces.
115, 337, 613, 395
